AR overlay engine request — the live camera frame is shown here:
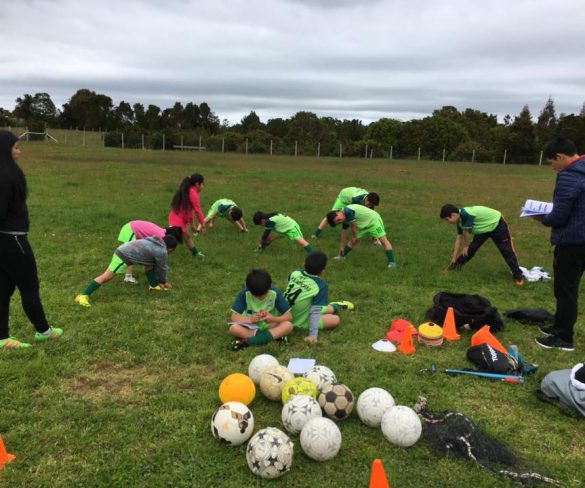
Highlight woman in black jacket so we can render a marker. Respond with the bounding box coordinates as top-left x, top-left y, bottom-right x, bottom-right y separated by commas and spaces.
0, 130, 62, 349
